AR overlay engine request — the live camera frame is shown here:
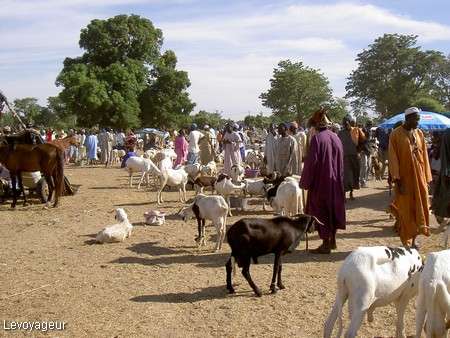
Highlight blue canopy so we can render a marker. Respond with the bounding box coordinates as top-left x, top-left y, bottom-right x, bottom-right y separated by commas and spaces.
378, 111, 450, 131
